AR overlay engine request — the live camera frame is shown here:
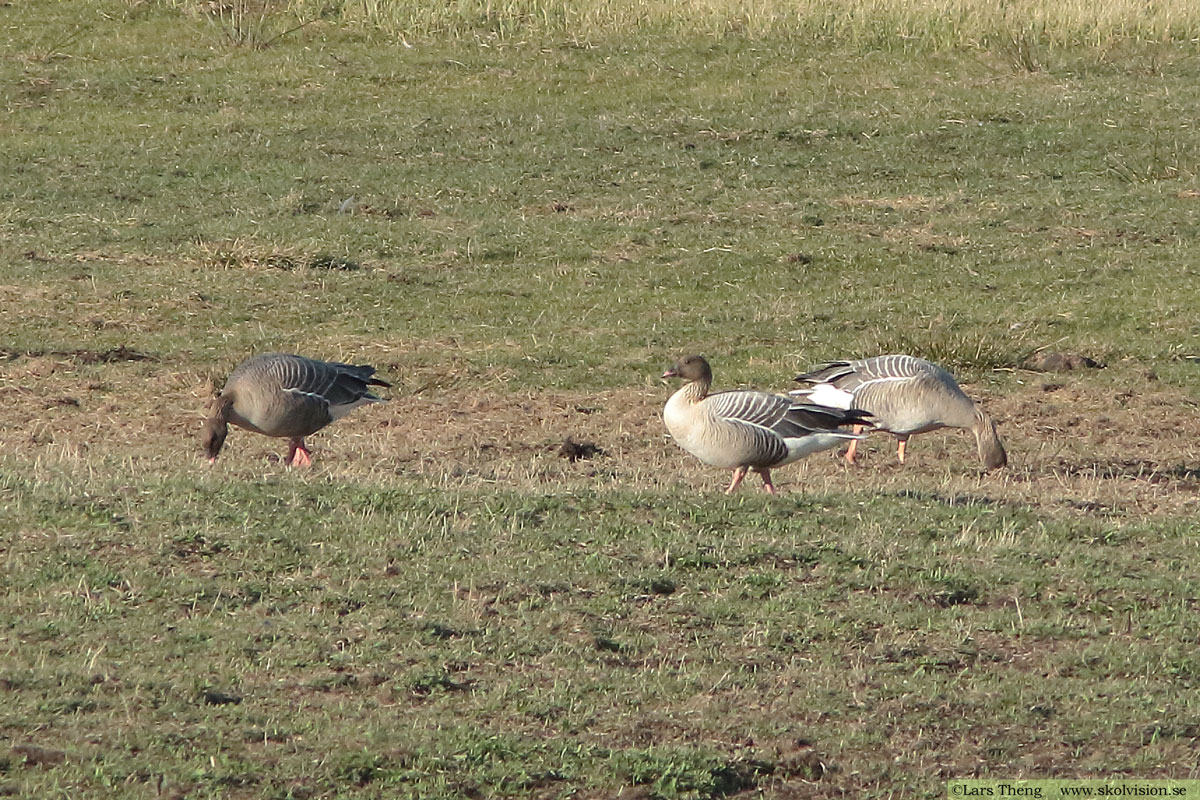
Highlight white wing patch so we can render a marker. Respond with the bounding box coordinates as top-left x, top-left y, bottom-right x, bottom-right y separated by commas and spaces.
284, 387, 330, 403
802, 383, 855, 409
784, 431, 856, 461
328, 395, 380, 421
